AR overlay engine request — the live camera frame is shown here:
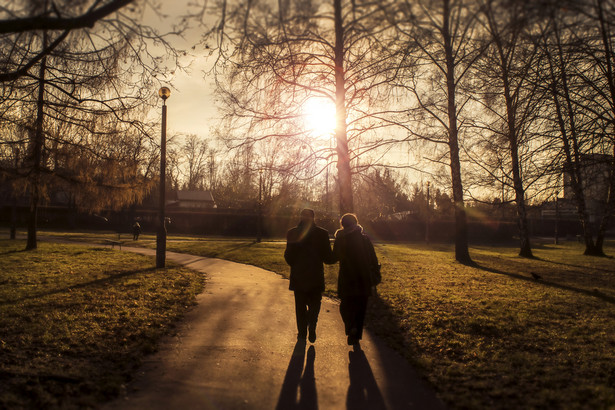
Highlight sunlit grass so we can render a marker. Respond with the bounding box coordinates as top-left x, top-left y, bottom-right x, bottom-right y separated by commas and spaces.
132, 236, 615, 409
16, 231, 615, 408
0, 240, 204, 409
